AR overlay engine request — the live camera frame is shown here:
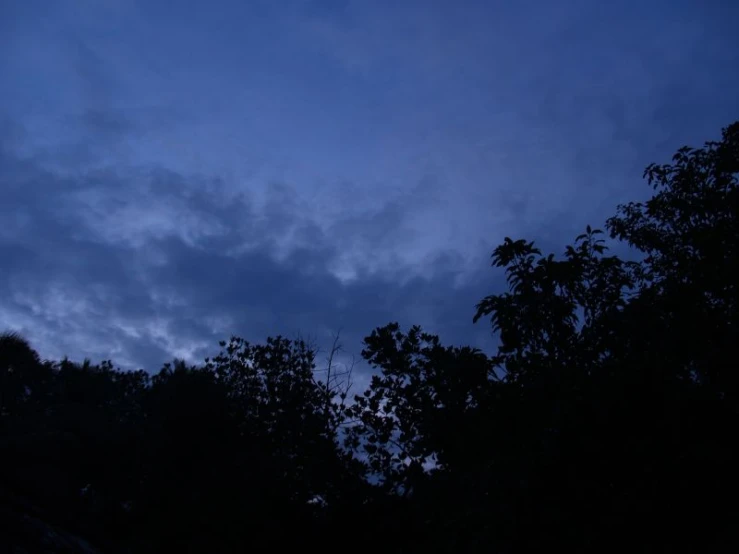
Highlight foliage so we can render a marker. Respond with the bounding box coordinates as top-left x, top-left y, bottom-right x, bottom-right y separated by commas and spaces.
1, 121, 737, 552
